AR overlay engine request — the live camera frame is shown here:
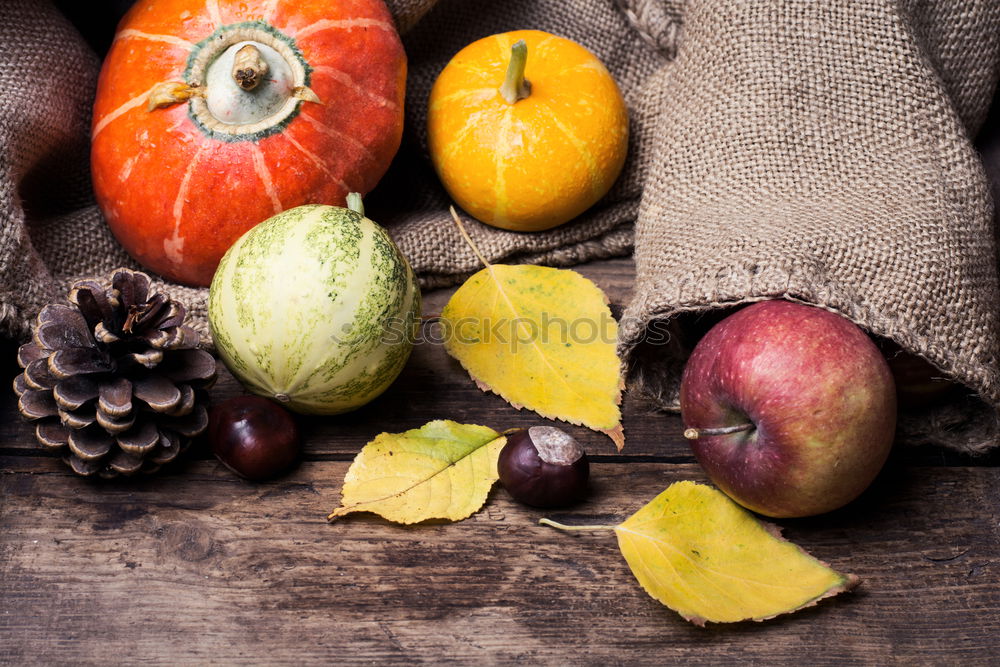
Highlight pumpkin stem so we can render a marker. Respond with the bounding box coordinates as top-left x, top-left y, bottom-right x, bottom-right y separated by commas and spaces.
232, 44, 269, 91
346, 193, 365, 216
500, 39, 532, 104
